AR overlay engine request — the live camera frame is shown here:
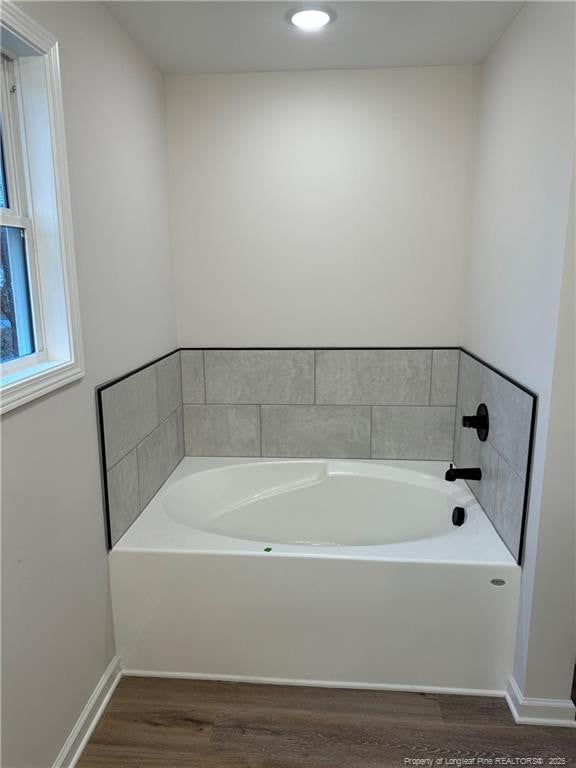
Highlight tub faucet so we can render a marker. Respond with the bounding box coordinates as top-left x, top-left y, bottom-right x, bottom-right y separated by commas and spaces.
445, 463, 482, 482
